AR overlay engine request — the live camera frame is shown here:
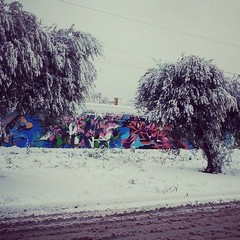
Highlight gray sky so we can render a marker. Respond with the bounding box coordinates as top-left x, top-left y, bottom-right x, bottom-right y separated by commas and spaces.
6, 0, 240, 102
